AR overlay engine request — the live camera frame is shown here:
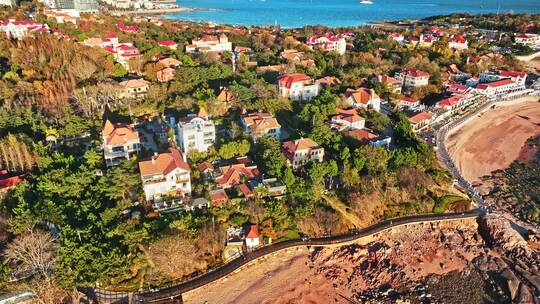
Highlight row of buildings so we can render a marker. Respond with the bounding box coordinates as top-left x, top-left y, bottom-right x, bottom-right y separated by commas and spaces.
405, 70, 529, 131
